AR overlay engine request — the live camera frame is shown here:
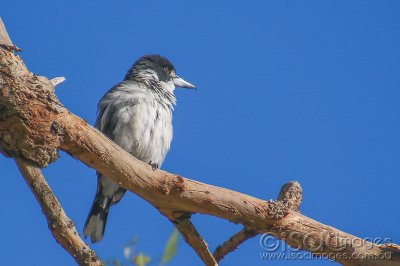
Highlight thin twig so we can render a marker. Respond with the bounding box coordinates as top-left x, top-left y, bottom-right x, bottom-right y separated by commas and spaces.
170, 214, 218, 266
213, 228, 257, 263
50, 76, 66, 87
15, 158, 102, 266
